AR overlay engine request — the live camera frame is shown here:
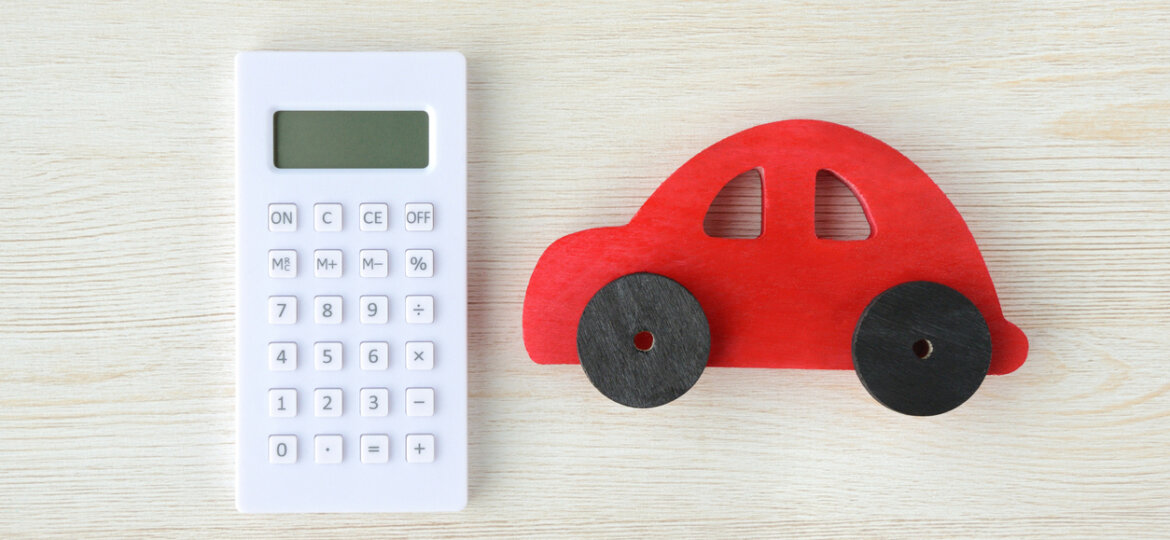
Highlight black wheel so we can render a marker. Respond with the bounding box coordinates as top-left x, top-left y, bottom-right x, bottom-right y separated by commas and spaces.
576, 273, 710, 408
852, 281, 992, 416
